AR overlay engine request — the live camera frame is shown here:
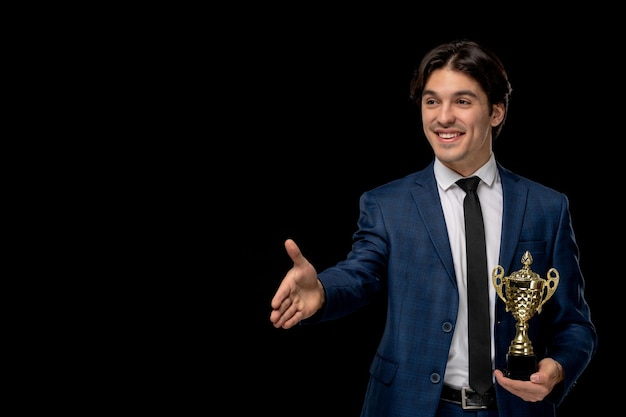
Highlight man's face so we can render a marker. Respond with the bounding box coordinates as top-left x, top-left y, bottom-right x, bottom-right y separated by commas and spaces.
421, 67, 504, 176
